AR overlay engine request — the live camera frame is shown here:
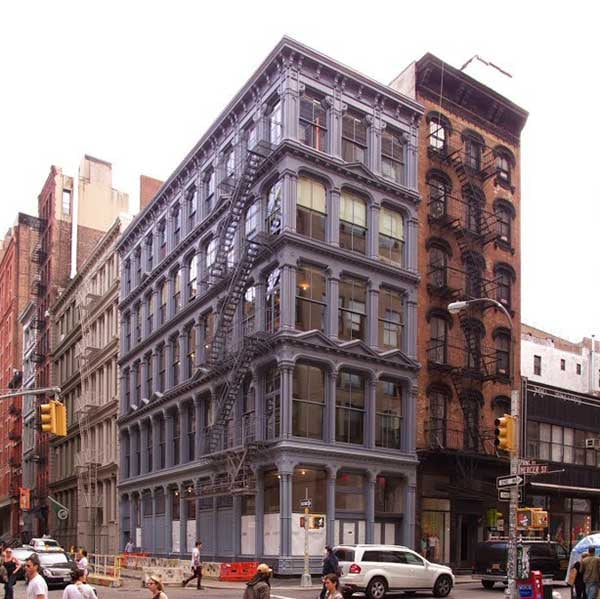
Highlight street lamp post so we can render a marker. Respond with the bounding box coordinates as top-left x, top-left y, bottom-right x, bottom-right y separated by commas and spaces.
448, 298, 518, 599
